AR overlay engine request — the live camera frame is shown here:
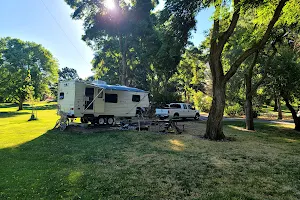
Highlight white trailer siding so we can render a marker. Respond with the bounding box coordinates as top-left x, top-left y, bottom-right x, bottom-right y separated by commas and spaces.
74, 81, 86, 116
58, 81, 76, 115
58, 80, 149, 119
98, 90, 149, 117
